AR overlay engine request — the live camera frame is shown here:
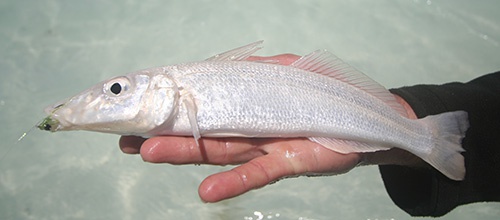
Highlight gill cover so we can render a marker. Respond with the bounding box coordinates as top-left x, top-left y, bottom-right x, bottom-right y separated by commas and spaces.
139, 74, 179, 135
